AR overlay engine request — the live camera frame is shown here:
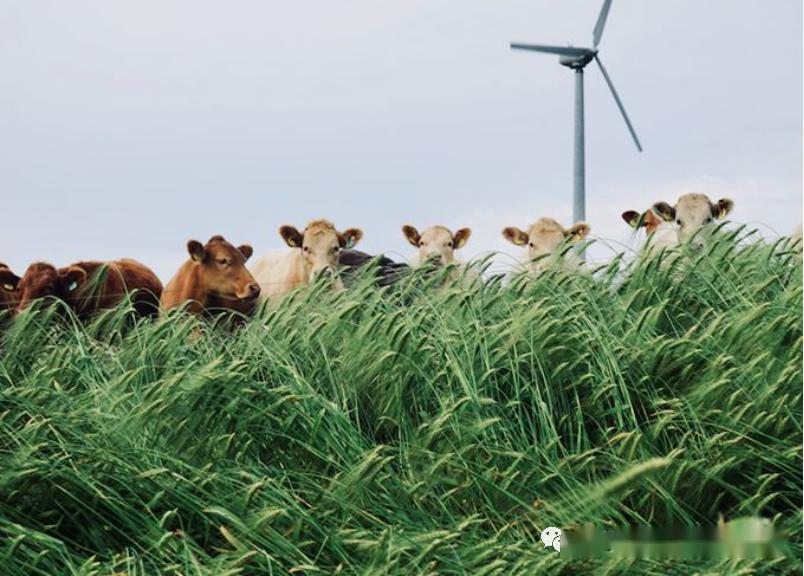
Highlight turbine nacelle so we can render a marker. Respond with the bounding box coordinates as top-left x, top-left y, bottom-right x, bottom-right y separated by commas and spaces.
559, 50, 596, 69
